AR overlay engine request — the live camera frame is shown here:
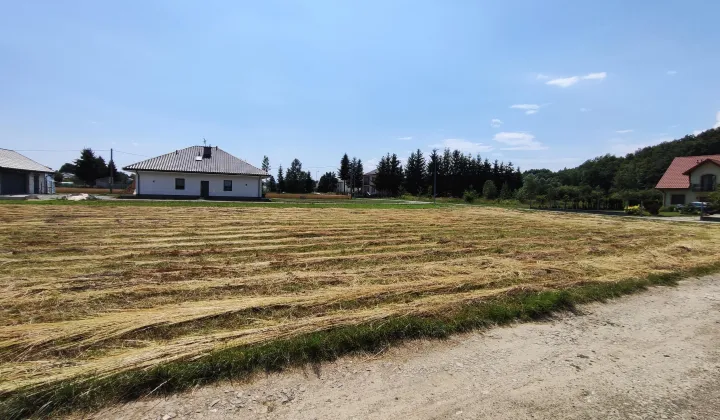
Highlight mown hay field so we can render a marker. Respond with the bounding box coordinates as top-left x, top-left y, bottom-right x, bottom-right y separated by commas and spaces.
1, 203, 719, 413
